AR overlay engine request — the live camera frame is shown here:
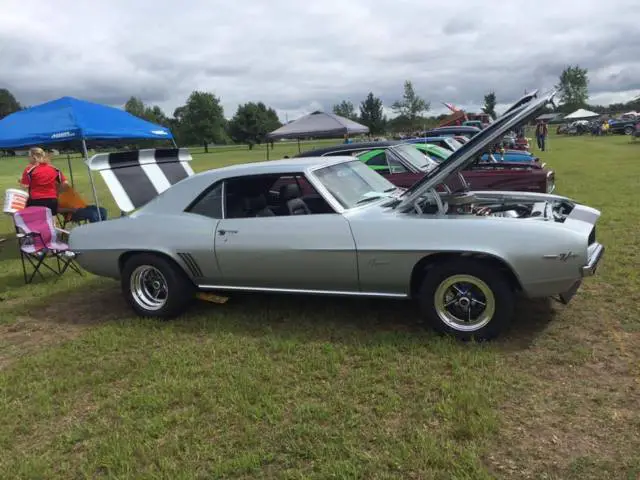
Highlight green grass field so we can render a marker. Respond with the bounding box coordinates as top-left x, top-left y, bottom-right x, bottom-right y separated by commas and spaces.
0, 135, 639, 479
